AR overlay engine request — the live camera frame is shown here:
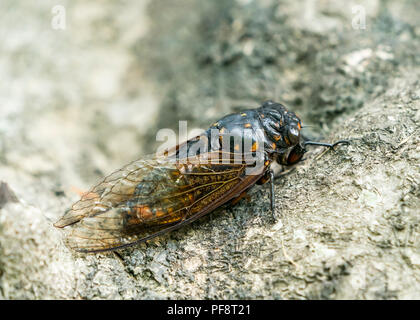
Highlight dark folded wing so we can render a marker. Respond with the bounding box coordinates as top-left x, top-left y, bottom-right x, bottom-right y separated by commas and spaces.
55, 151, 260, 252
